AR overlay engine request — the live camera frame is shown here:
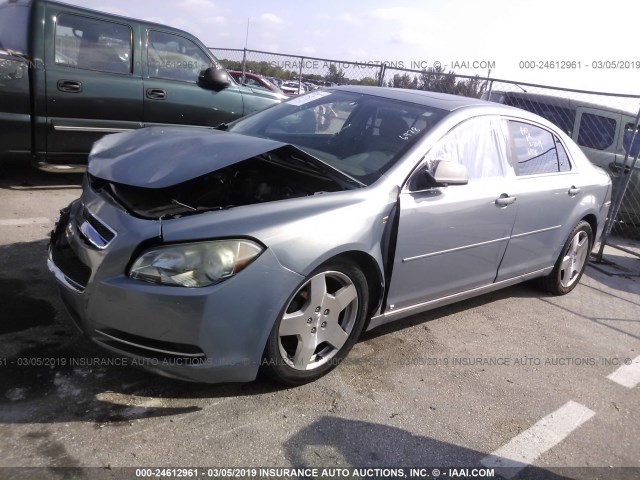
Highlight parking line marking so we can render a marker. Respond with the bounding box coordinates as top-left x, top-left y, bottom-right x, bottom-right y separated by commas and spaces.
480, 401, 595, 479
607, 355, 640, 388
0, 217, 52, 226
